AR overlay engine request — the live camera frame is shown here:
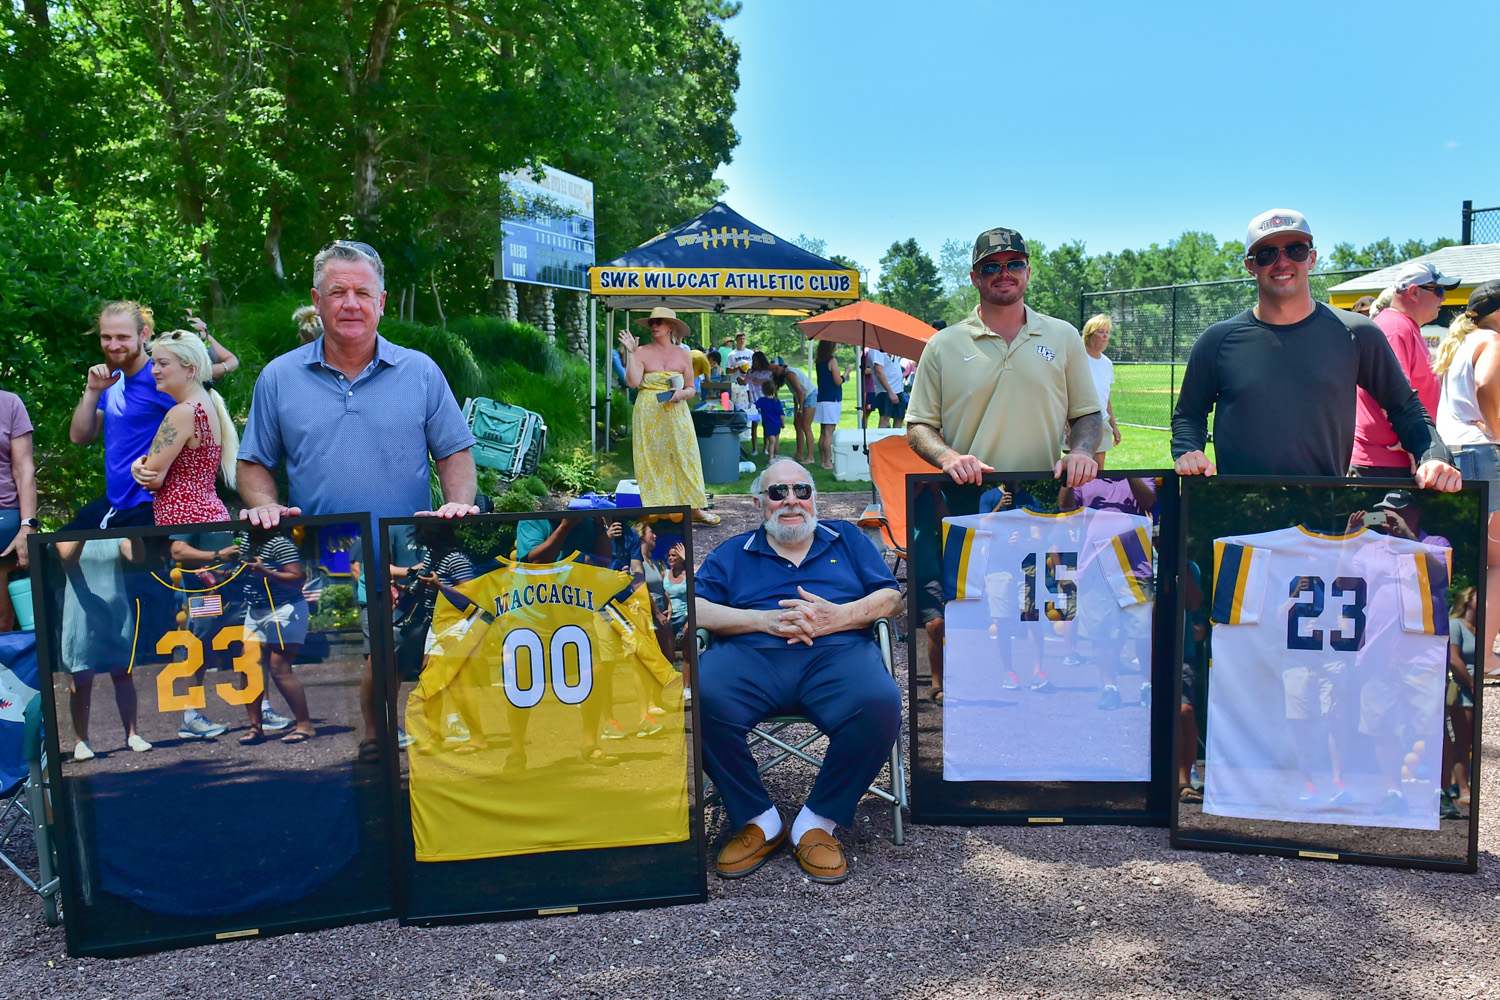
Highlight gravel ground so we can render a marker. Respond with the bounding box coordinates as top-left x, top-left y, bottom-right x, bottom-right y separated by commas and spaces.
4, 490, 1498, 999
